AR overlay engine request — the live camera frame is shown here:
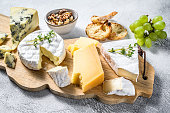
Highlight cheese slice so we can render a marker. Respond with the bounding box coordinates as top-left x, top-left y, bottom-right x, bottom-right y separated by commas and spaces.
18, 30, 66, 70
68, 37, 99, 55
0, 45, 12, 58
103, 77, 135, 96
47, 66, 70, 87
0, 32, 8, 44
101, 39, 139, 82
10, 7, 39, 41
72, 44, 104, 92
4, 52, 17, 69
